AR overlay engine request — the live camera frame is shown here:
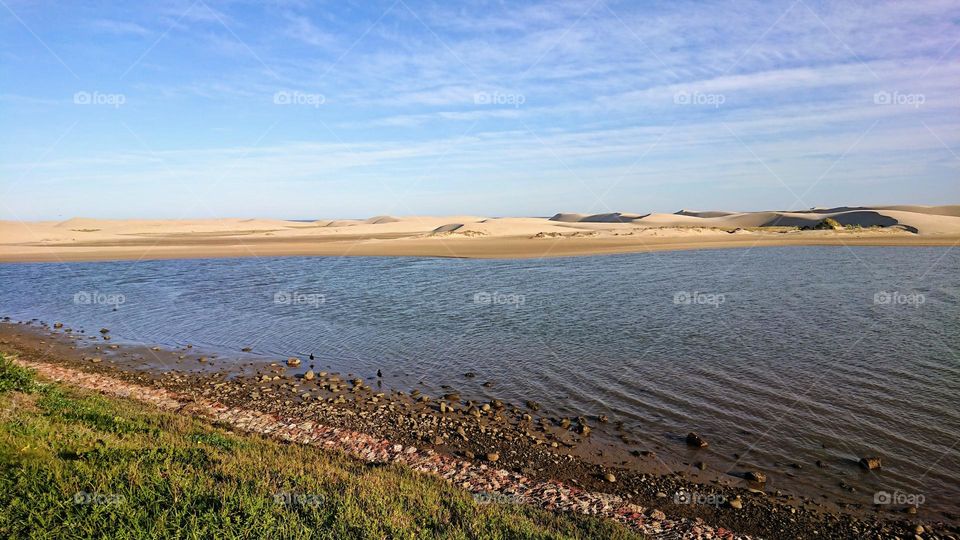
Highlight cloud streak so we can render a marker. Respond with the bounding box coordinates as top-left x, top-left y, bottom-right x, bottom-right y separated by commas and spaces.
0, 0, 958, 219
